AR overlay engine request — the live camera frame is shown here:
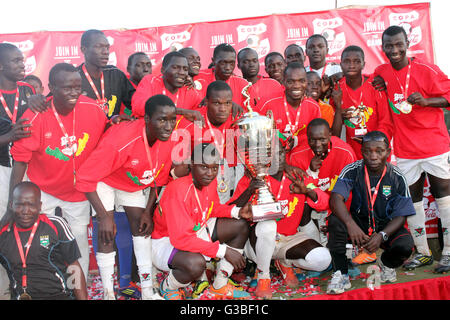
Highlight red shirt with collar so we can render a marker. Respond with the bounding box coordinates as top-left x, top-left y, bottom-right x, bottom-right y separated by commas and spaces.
152, 174, 233, 258
288, 135, 356, 194
260, 96, 321, 139
338, 75, 393, 159
247, 76, 284, 113
75, 118, 174, 193
229, 174, 328, 236
131, 74, 202, 118
374, 58, 450, 159
11, 96, 107, 202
